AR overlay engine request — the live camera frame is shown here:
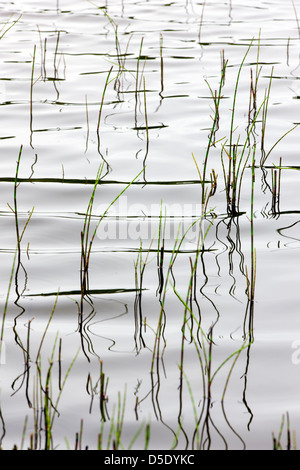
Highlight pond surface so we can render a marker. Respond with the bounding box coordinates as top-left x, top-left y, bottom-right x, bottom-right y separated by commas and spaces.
0, 0, 300, 450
